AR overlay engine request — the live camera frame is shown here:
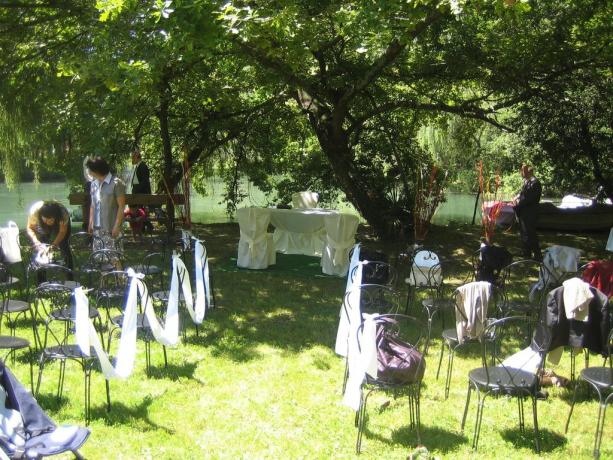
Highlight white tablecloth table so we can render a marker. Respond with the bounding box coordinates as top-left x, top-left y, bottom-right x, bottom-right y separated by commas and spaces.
237, 207, 358, 275
607, 227, 613, 252
270, 208, 335, 257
